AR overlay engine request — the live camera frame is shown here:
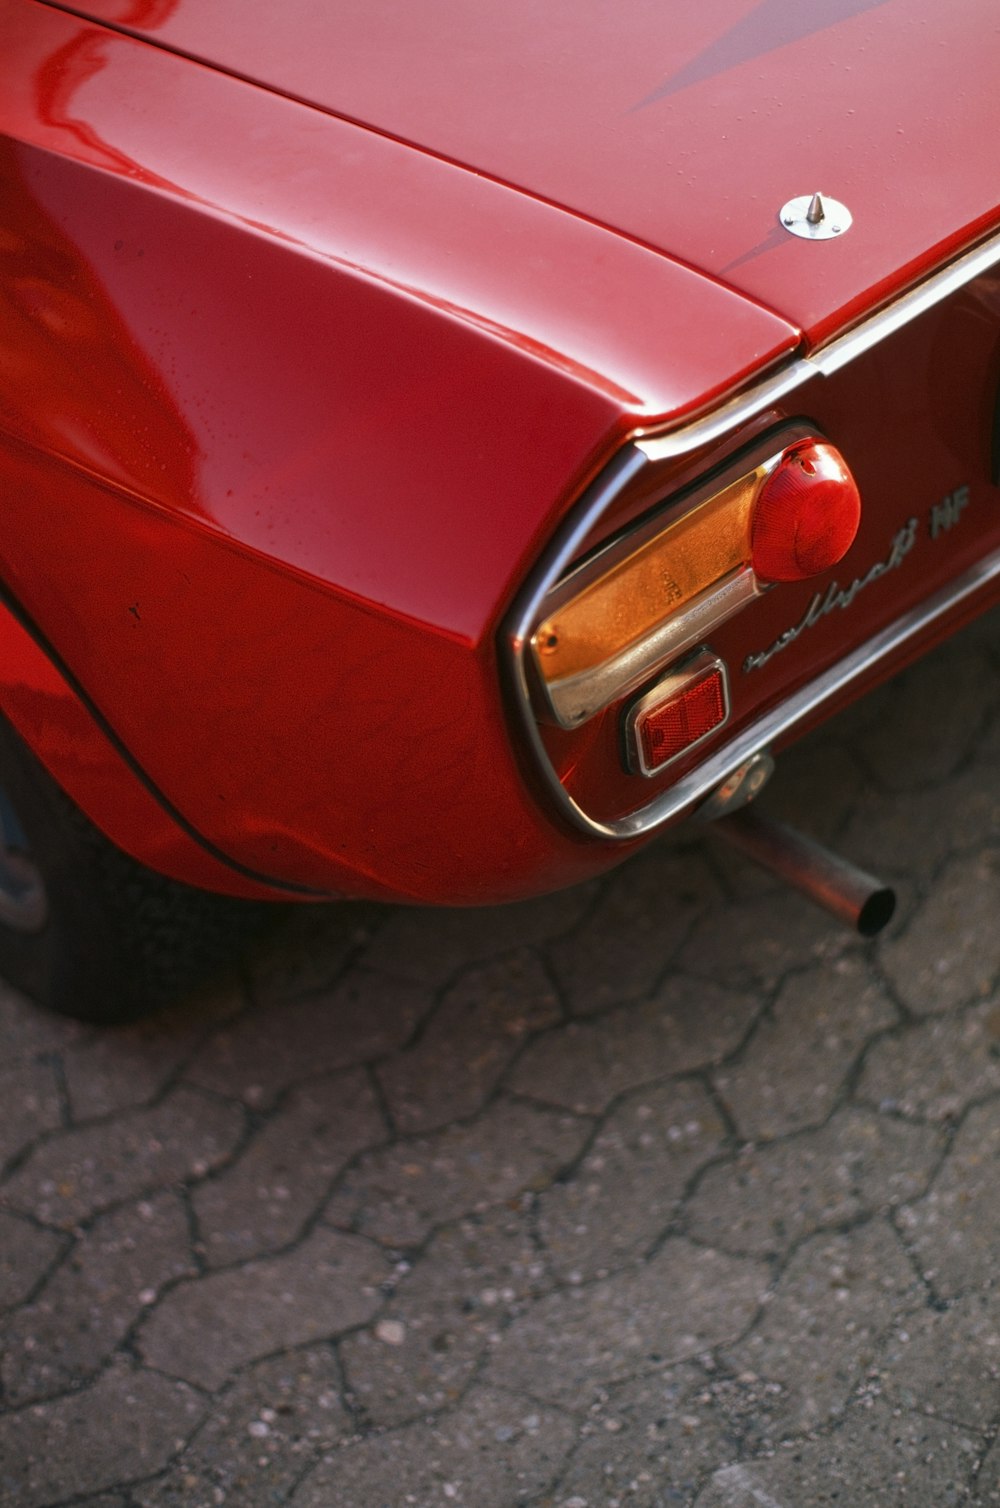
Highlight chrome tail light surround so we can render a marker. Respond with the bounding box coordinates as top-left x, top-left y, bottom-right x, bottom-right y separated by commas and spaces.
509, 529, 1000, 840
526, 424, 818, 731
505, 219, 1000, 842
